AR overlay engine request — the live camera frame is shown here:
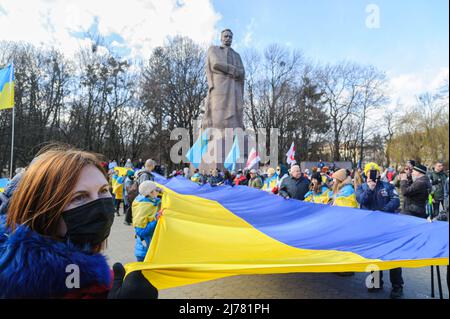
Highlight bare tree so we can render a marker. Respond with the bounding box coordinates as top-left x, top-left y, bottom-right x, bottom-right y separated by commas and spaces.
141, 36, 207, 168
318, 62, 361, 161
